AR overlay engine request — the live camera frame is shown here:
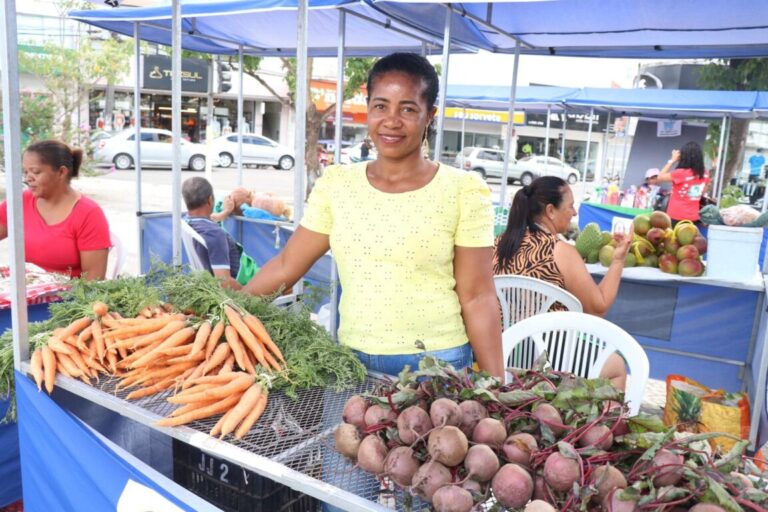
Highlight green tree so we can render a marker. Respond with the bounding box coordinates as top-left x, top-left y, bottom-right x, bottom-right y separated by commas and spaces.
699, 59, 768, 192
